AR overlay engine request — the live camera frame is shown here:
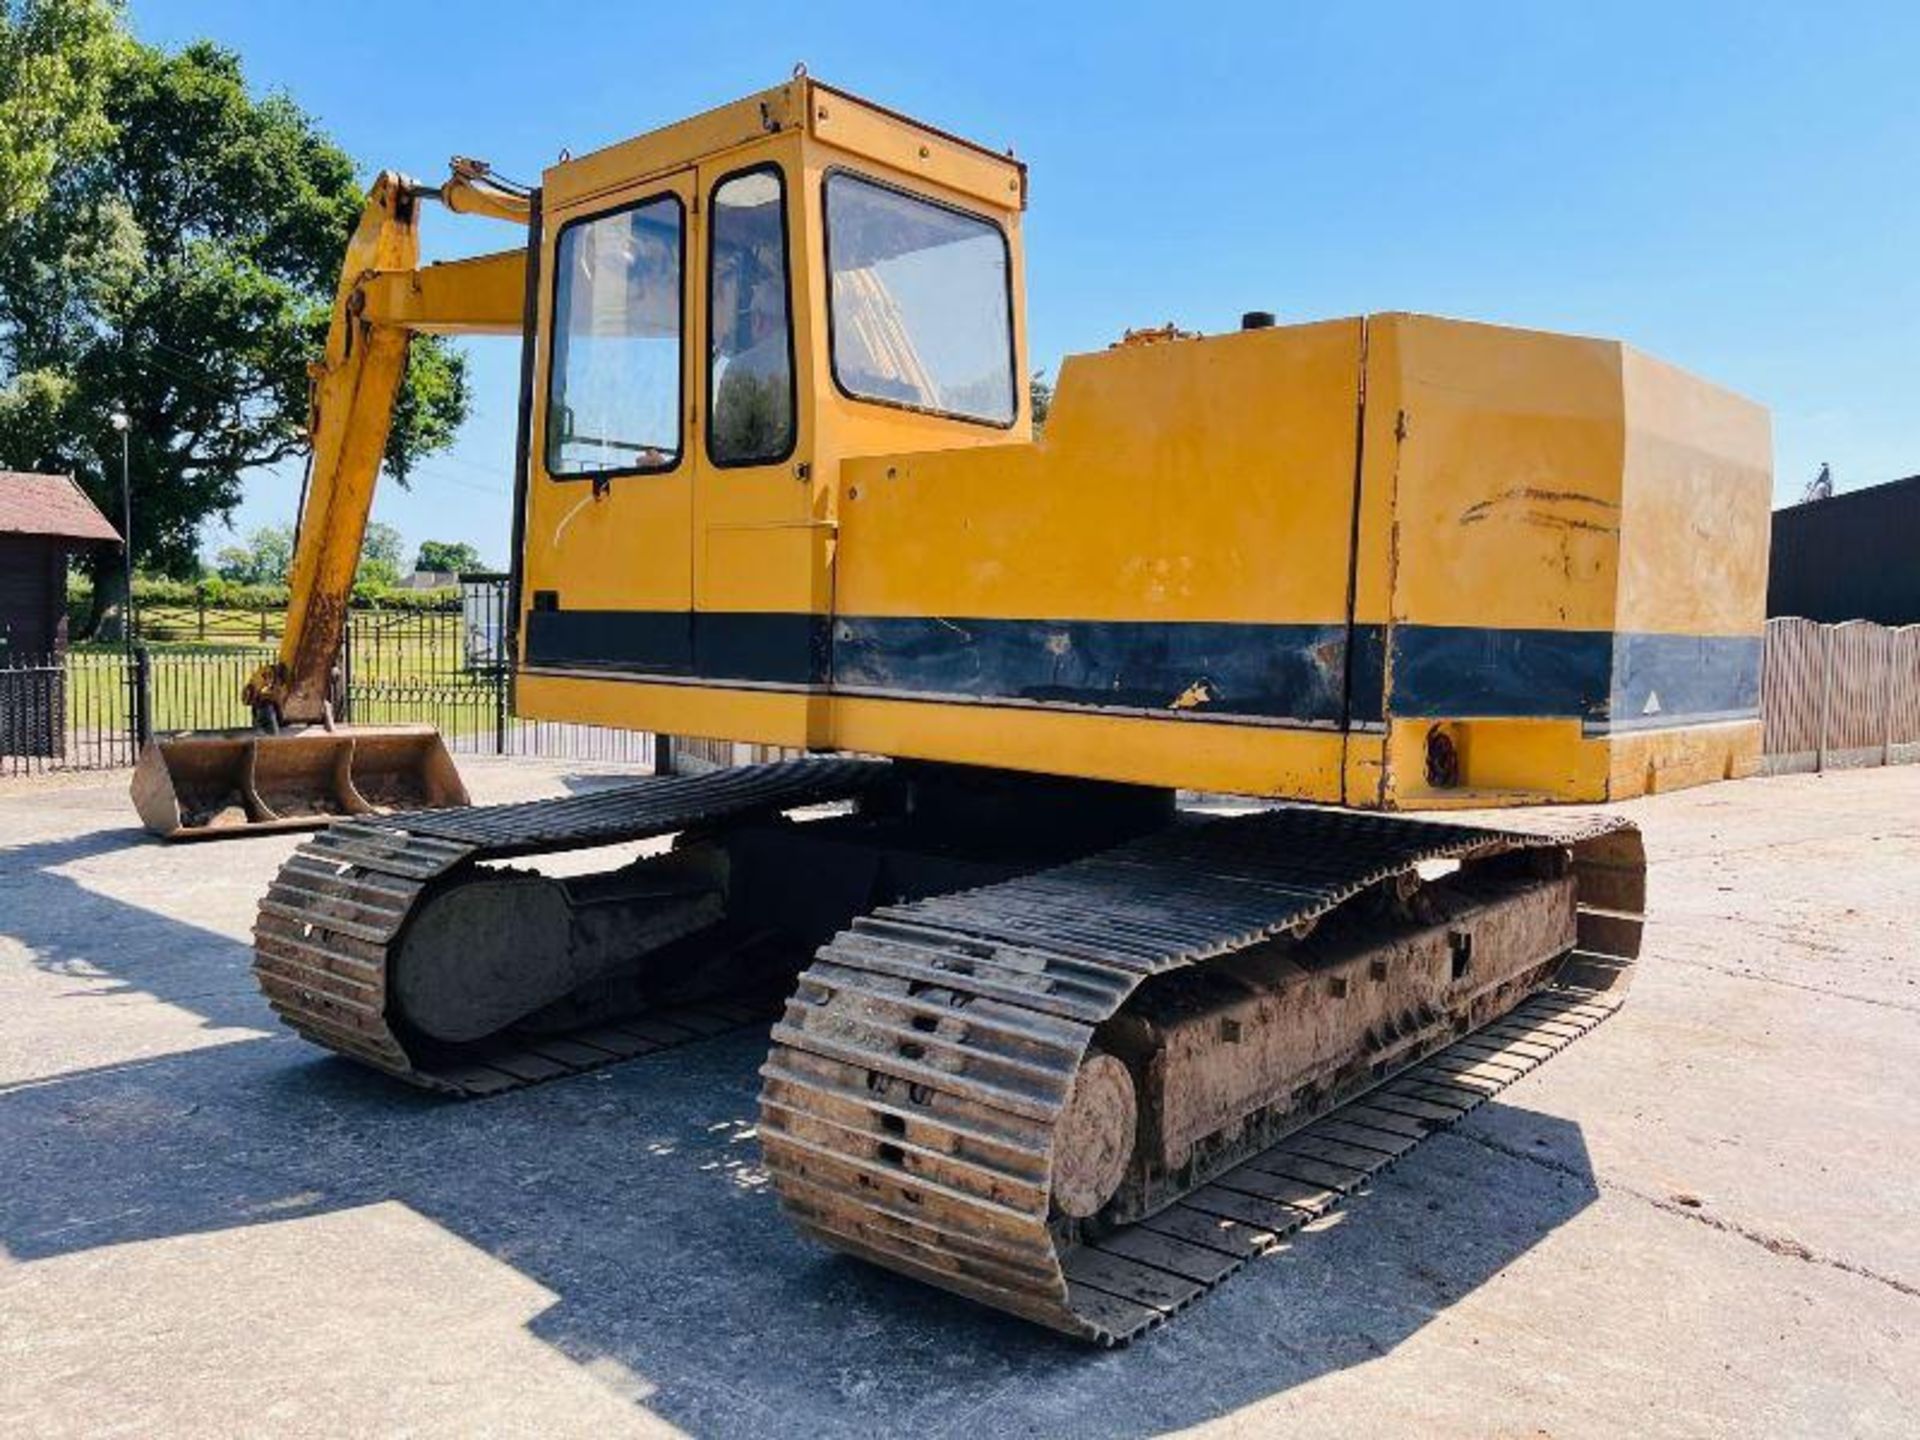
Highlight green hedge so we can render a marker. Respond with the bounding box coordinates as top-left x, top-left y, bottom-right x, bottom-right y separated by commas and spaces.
68, 574, 462, 630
